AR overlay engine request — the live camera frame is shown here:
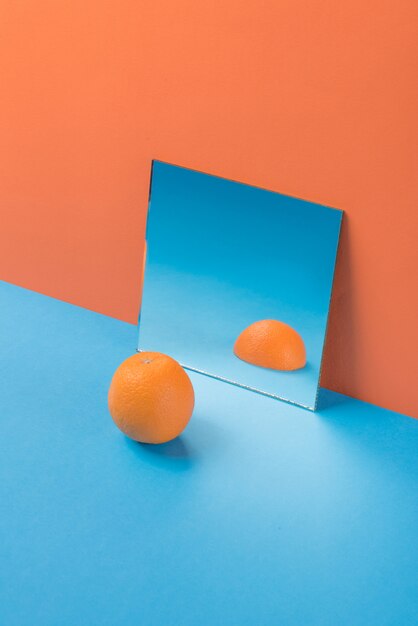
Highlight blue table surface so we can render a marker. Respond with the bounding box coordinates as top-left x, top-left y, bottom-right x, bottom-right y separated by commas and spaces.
1, 280, 418, 626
